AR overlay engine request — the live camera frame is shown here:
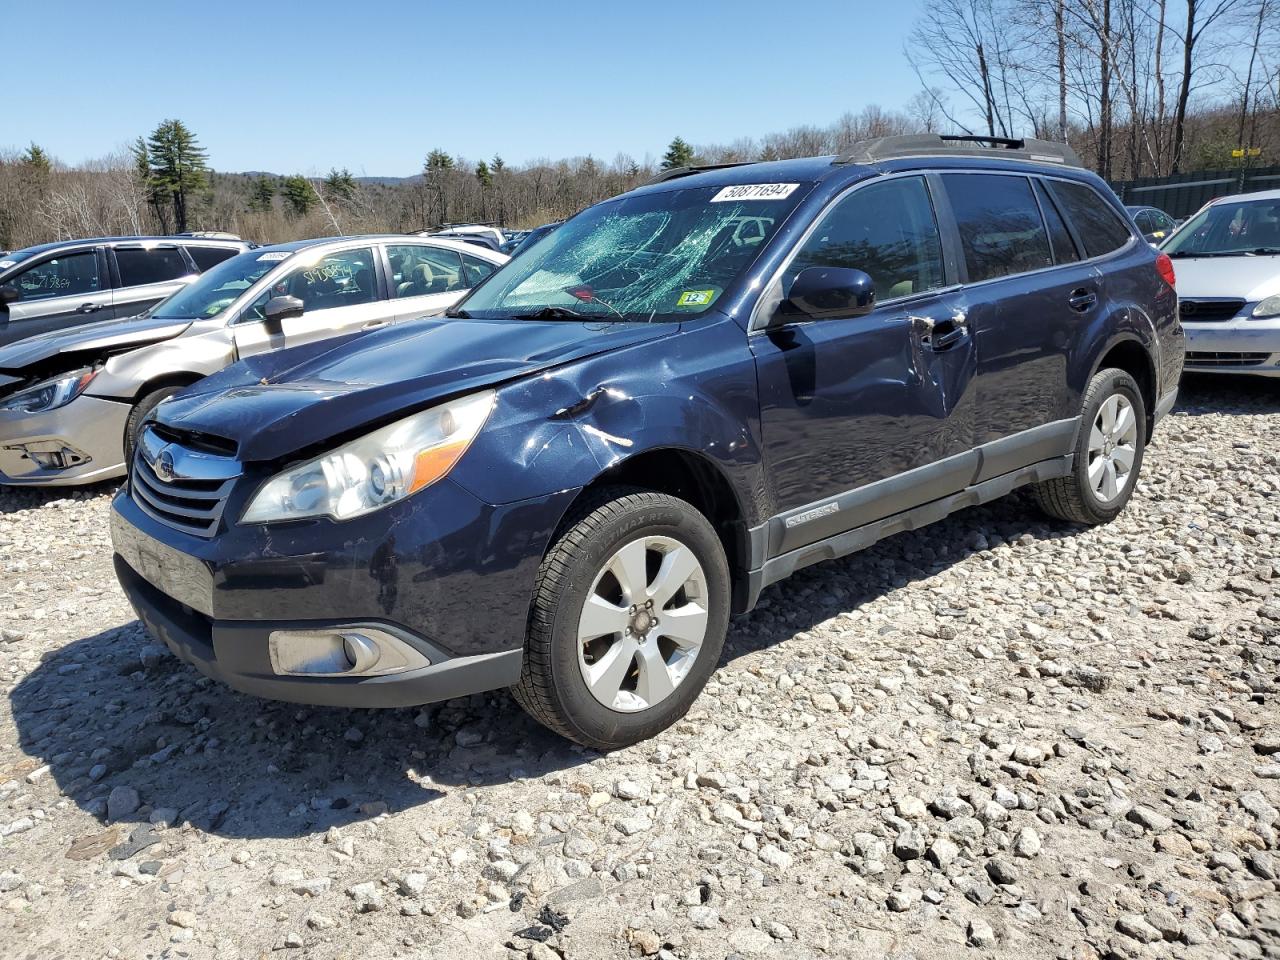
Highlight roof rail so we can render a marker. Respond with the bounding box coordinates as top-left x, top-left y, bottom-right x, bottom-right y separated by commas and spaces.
645, 161, 754, 185
835, 134, 1081, 168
